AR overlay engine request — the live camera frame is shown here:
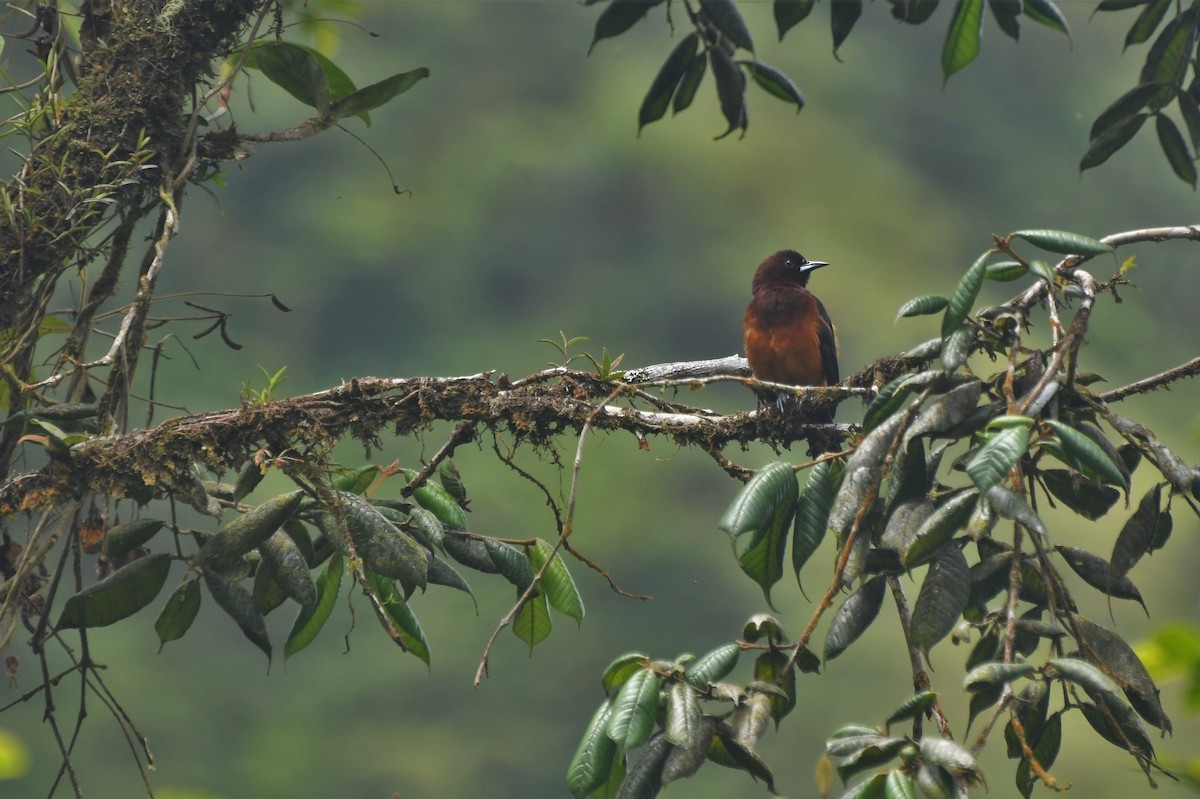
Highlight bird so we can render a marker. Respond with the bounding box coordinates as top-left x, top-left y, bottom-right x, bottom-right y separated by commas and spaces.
743, 249, 840, 450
